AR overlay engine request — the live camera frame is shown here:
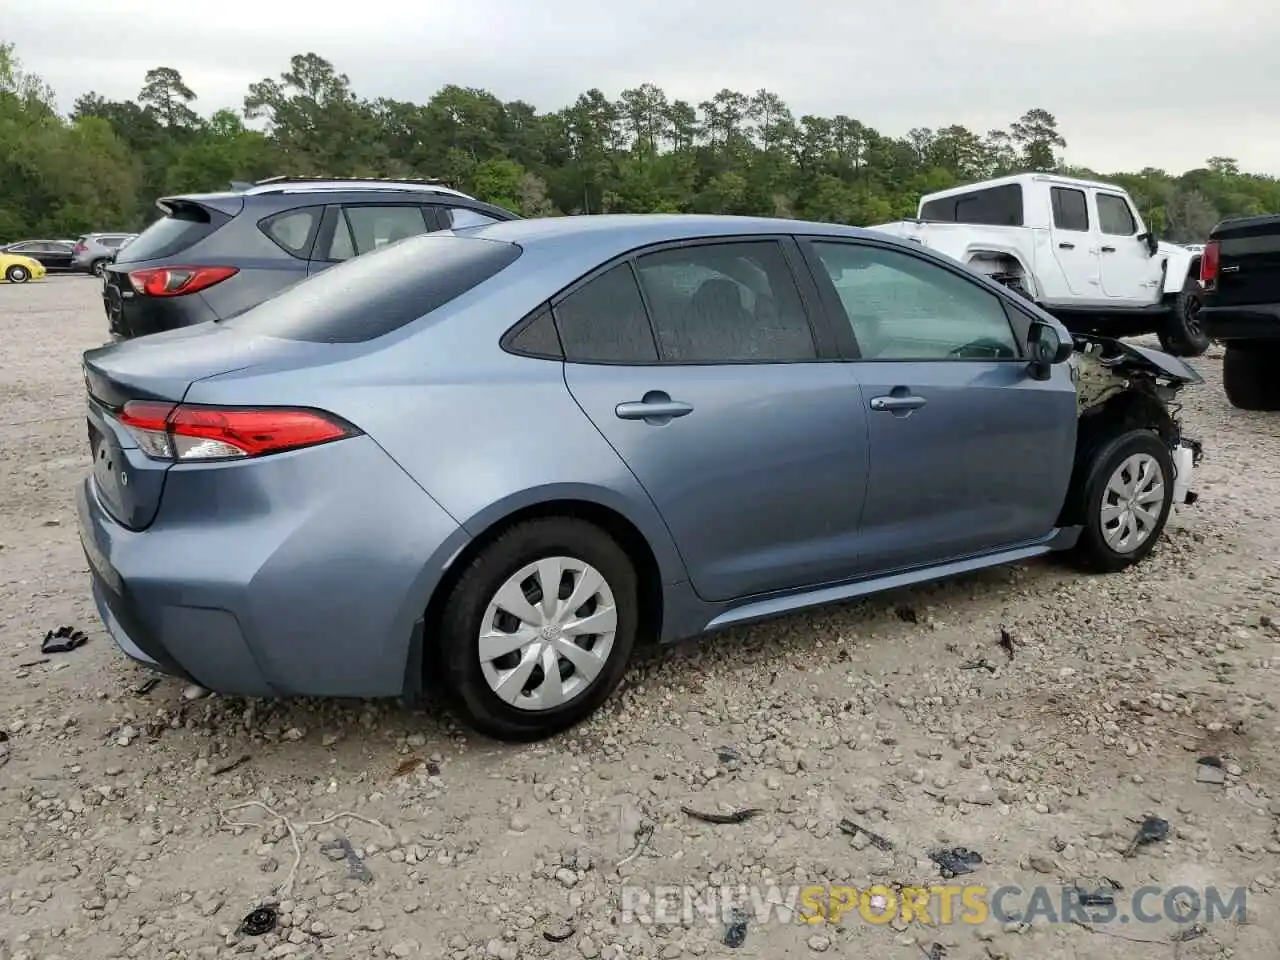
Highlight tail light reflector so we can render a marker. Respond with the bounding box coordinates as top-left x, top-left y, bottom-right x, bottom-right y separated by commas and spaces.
74, 241, 87, 254
1199, 240, 1220, 286
127, 266, 238, 297
118, 402, 359, 461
